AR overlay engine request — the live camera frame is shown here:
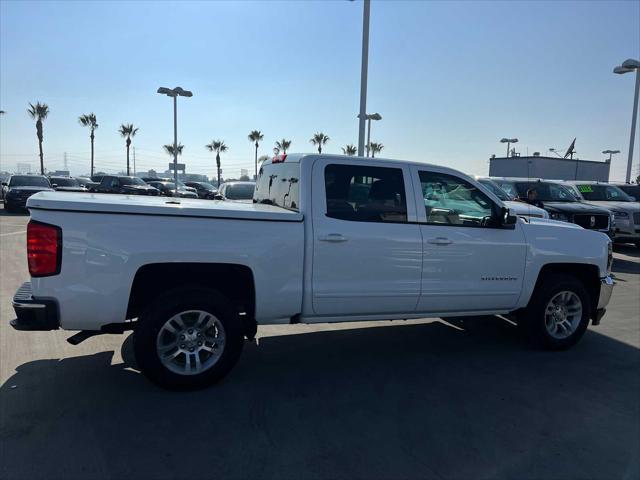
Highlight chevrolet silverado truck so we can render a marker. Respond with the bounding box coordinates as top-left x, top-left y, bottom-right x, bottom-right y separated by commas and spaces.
12, 154, 614, 390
